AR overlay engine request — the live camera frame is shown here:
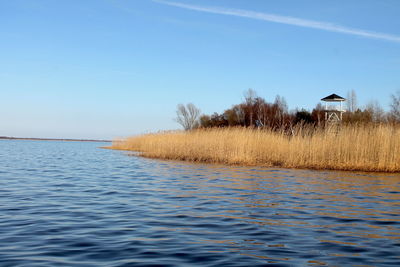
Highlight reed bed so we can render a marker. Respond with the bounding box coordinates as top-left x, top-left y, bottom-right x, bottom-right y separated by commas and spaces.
110, 124, 400, 172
